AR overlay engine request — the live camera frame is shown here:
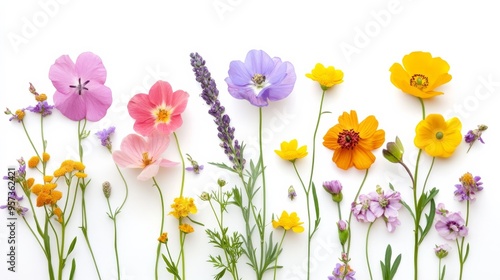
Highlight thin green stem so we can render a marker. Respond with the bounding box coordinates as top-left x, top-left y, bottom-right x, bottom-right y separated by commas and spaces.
336, 202, 345, 252
21, 121, 41, 159
173, 132, 186, 196
412, 149, 422, 280
421, 157, 435, 195
106, 198, 121, 280
438, 258, 442, 280
258, 107, 267, 276
346, 169, 370, 255
273, 231, 287, 280
172, 132, 187, 279
21, 216, 46, 253
152, 177, 165, 280
365, 222, 374, 280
